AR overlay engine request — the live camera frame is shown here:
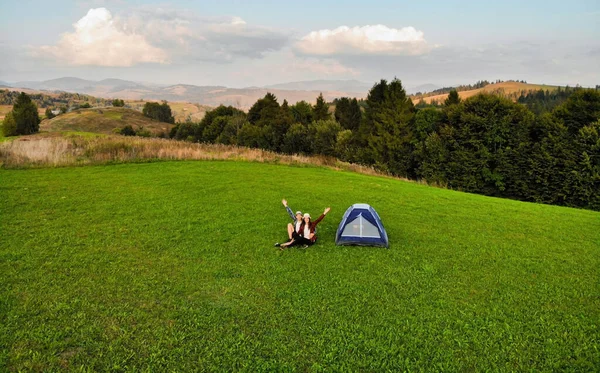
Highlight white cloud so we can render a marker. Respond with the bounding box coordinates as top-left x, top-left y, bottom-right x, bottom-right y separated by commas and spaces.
37, 8, 168, 67
33, 6, 290, 68
296, 25, 430, 56
122, 8, 289, 61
